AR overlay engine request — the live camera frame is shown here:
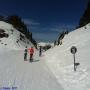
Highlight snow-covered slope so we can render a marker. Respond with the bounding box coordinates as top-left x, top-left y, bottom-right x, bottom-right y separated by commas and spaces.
43, 23, 90, 90
0, 21, 33, 50
38, 42, 54, 46
0, 21, 90, 90
0, 21, 63, 90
